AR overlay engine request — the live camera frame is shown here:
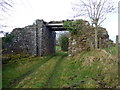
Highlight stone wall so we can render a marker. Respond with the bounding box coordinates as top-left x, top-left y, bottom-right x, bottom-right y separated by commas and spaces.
68, 26, 114, 56
97, 27, 113, 48
2, 19, 56, 56
36, 20, 56, 56
2, 25, 37, 55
